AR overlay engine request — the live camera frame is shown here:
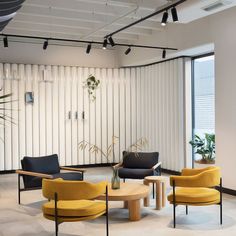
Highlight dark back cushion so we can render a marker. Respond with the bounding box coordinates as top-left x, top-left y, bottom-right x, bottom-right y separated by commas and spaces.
21, 154, 60, 174
122, 151, 159, 169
